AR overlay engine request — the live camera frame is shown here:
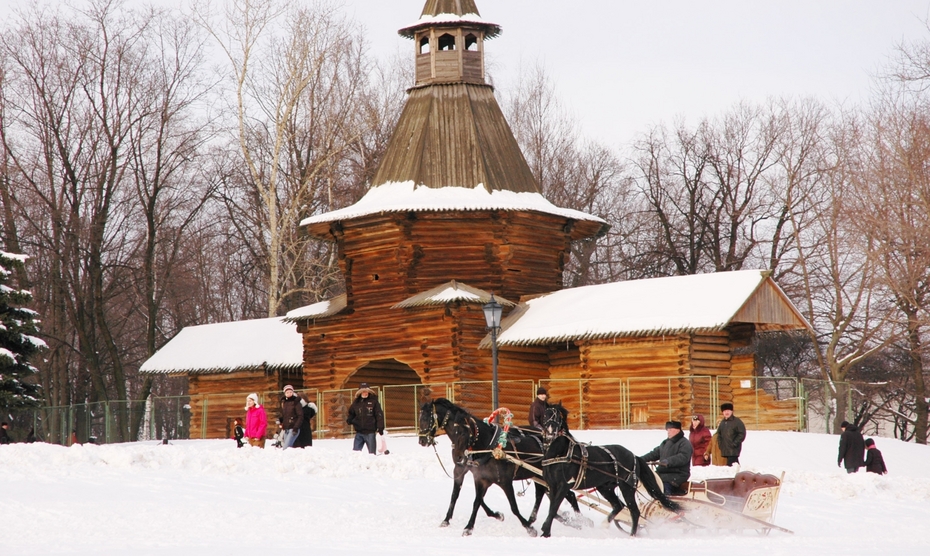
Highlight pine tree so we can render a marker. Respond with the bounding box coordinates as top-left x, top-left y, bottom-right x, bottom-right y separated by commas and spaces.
0, 251, 43, 408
